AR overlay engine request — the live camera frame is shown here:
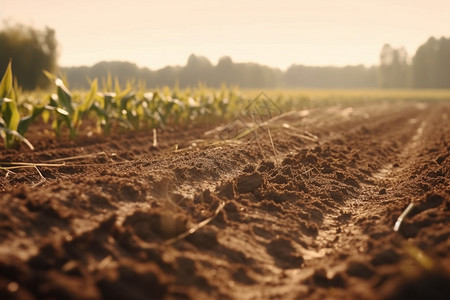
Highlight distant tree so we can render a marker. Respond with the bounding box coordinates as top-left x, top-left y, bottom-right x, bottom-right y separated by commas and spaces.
179, 54, 214, 87
152, 66, 180, 87
379, 44, 410, 88
212, 56, 235, 86
0, 23, 58, 90
412, 37, 450, 88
